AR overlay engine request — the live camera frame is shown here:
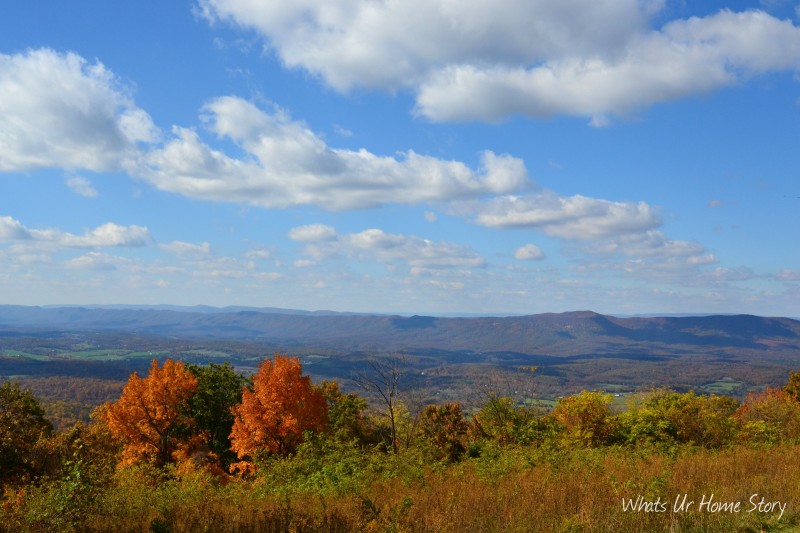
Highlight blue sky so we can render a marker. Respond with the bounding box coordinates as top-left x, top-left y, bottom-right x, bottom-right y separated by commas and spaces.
0, 0, 799, 316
